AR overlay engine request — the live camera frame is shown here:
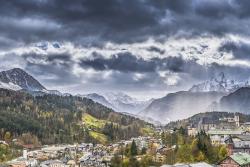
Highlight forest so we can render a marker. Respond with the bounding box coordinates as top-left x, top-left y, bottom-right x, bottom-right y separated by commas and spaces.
0, 88, 152, 145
